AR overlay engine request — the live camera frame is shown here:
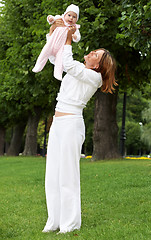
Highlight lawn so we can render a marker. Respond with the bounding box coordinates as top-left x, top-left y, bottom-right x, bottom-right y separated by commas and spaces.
0, 156, 151, 240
